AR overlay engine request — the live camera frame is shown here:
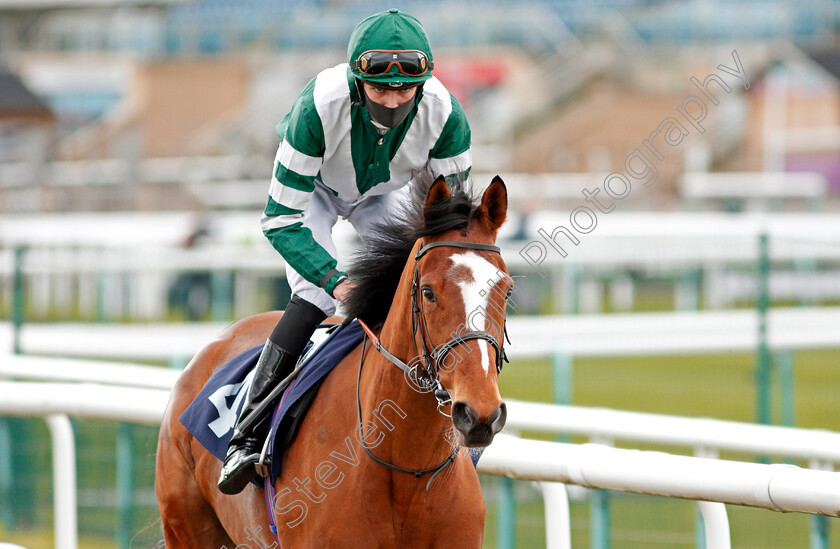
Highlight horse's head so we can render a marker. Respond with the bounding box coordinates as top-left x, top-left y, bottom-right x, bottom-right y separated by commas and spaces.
410, 175, 510, 447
